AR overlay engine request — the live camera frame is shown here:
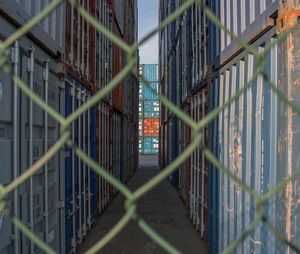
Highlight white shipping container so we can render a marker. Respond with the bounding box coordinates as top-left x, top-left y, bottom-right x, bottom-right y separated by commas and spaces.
0, 0, 65, 55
